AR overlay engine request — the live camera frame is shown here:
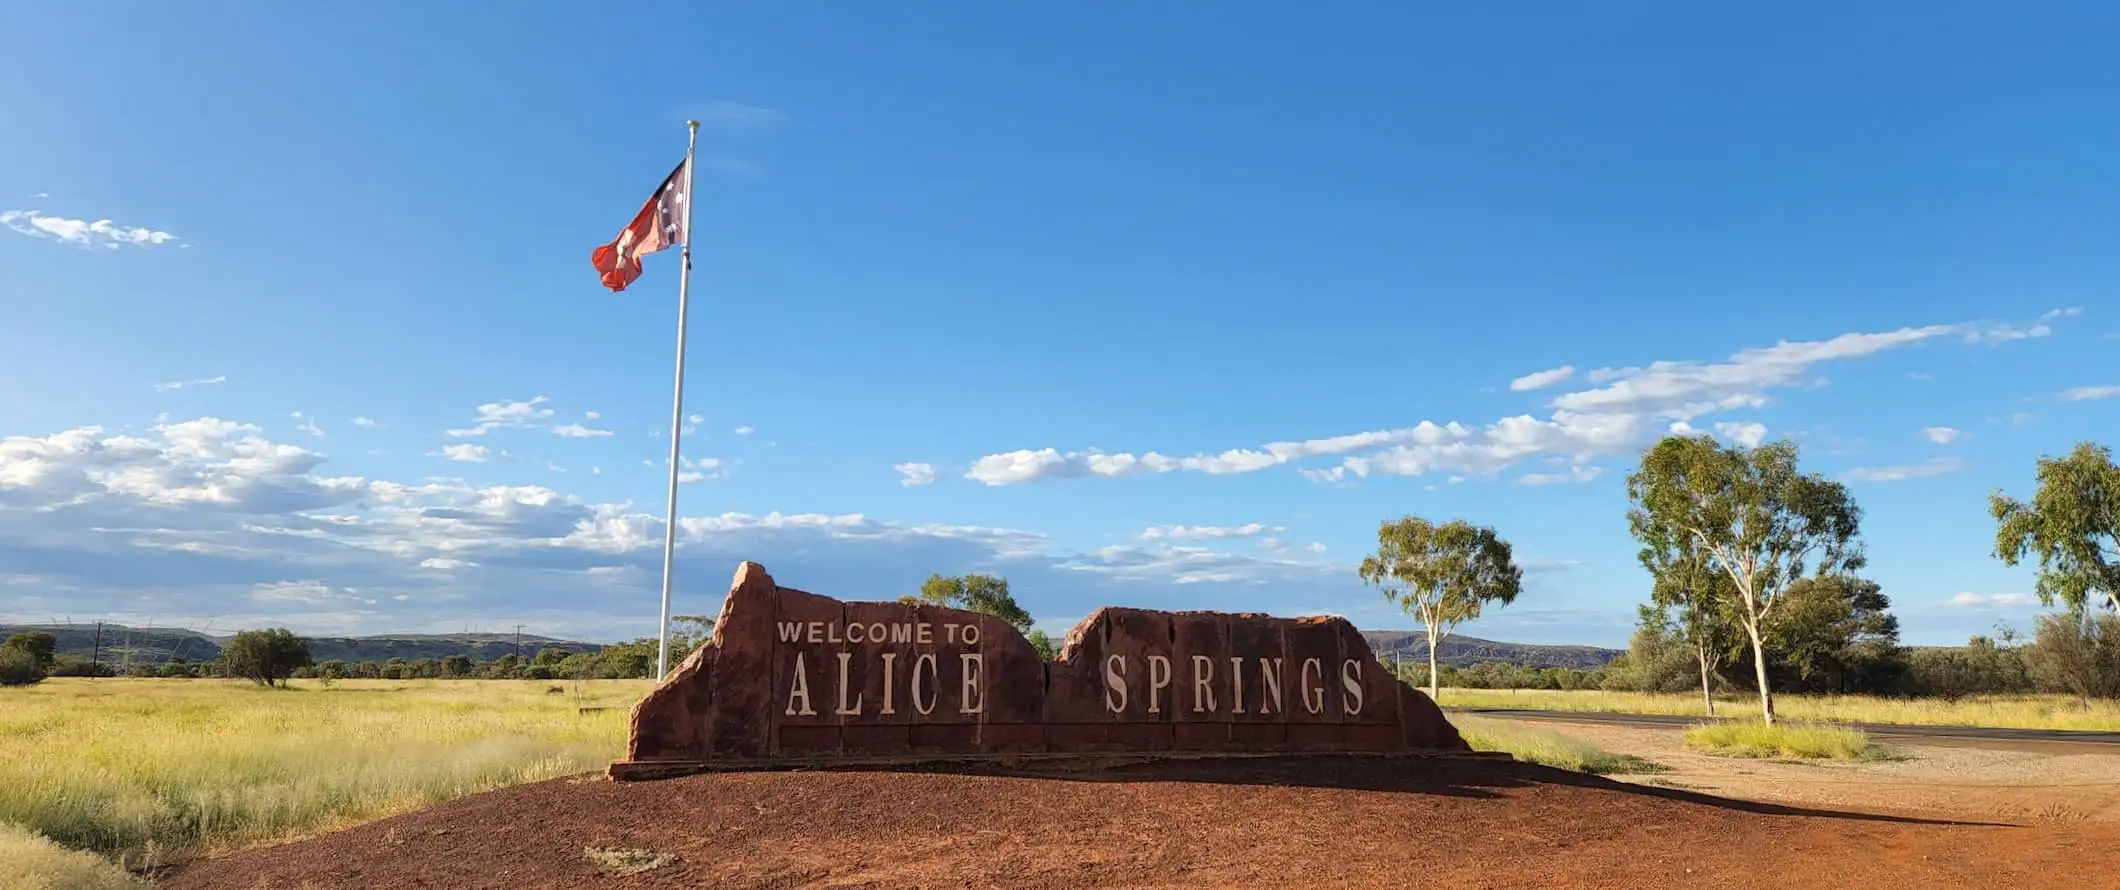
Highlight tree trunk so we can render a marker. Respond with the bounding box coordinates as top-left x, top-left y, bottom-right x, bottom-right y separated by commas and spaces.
1695, 639, 1715, 718
1426, 621, 1442, 702
1745, 626, 1775, 725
